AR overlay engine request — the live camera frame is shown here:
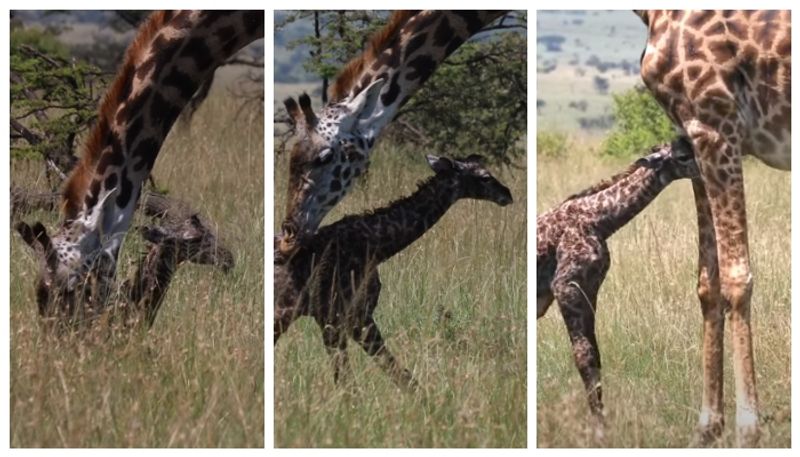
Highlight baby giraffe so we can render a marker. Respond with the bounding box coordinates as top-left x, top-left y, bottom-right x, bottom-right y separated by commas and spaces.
275, 154, 512, 388
124, 215, 234, 327
537, 137, 698, 419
